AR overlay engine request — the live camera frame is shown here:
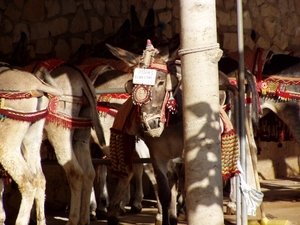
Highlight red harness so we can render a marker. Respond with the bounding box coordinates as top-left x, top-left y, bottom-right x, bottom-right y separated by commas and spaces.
0, 107, 48, 122
34, 59, 93, 128
96, 93, 130, 117
0, 92, 49, 122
